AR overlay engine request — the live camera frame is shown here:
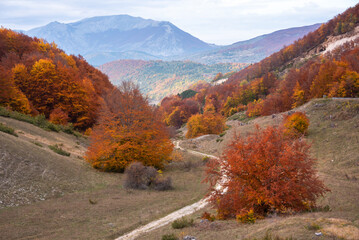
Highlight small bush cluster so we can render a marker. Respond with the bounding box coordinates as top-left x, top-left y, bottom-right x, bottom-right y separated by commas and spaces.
171, 217, 194, 229
124, 162, 173, 191
0, 123, 18, 137
48, 144, 71, 156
